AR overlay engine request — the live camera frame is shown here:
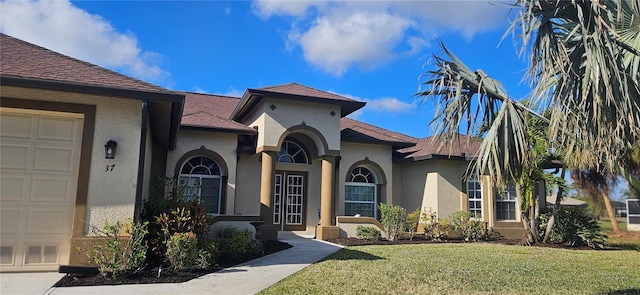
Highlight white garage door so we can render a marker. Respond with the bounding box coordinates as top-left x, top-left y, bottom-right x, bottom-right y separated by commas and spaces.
0, 107, 84, 272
